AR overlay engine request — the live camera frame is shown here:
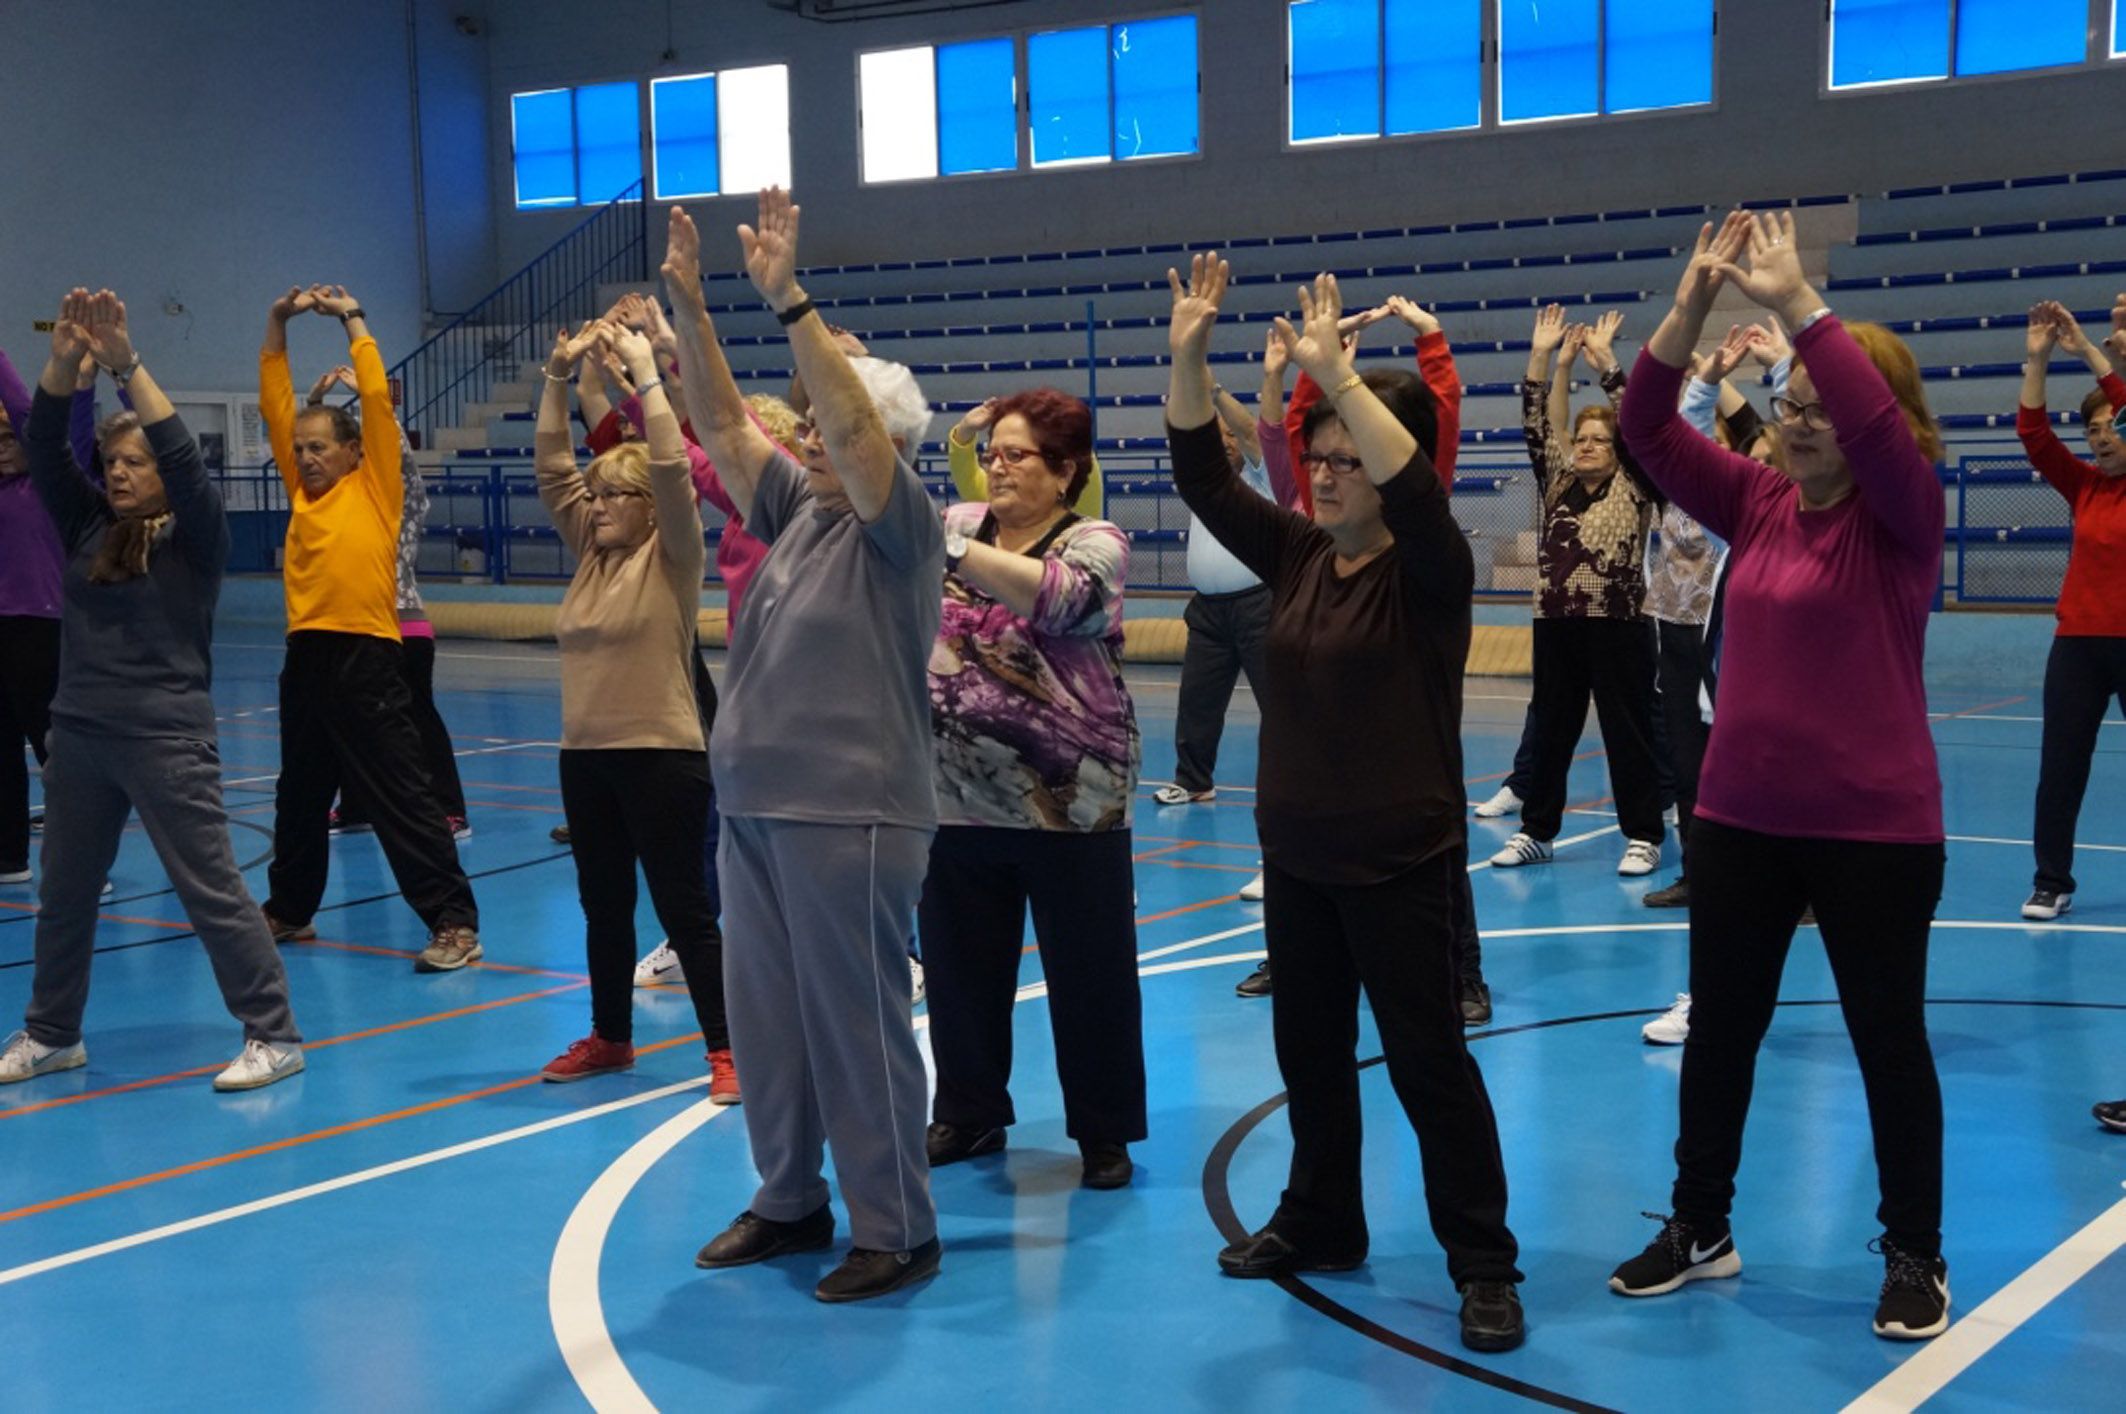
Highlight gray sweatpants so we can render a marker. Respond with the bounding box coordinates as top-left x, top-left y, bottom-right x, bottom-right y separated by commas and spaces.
719, 814, 935, 1252
27, 725, 299, 1049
